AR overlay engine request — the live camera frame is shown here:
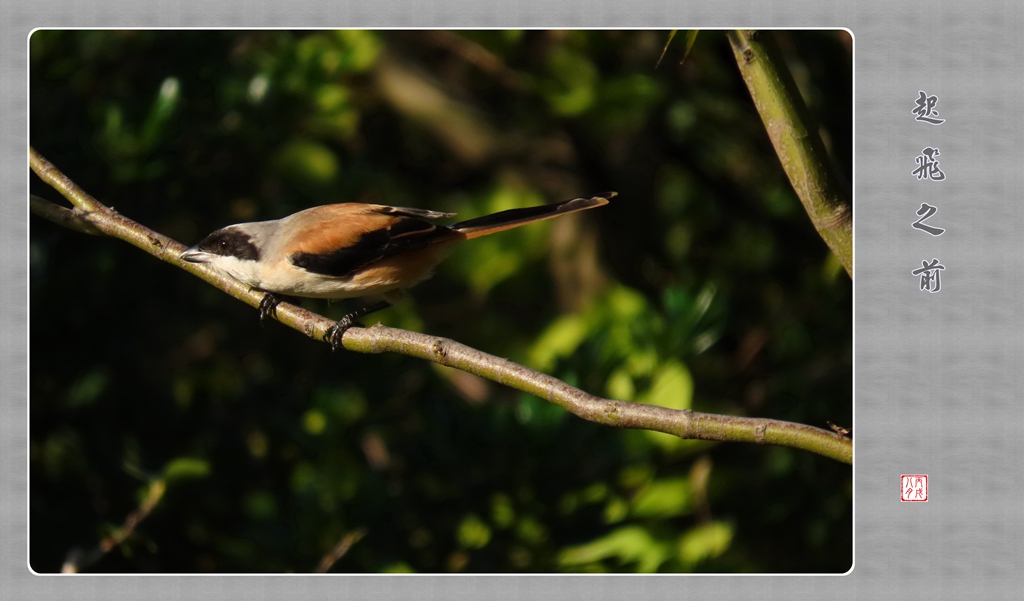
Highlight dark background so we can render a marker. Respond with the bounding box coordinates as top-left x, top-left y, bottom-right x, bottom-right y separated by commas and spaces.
29, 30, 851, 573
